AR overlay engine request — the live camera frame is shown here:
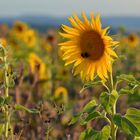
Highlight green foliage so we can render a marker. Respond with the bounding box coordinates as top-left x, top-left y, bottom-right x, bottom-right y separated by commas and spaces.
69, 99, 101, 125
14, 104, 40, 114
0, 96, 12, 106
117, 74, 140, 95
125, 108, 140, 131
134, 136, 140, 140
79, 125, 110, 140
117, 74, 140, 85
100, 90, 118, 114
80, 80, 101, 93
113, 110, 140, 136
0, 124, 4, 136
